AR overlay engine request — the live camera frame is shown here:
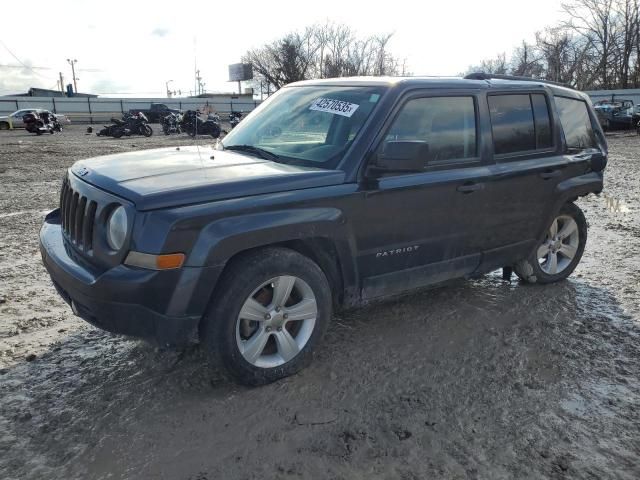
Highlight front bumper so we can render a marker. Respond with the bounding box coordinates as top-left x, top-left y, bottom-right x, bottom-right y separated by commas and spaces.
39, 209, 223, 346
